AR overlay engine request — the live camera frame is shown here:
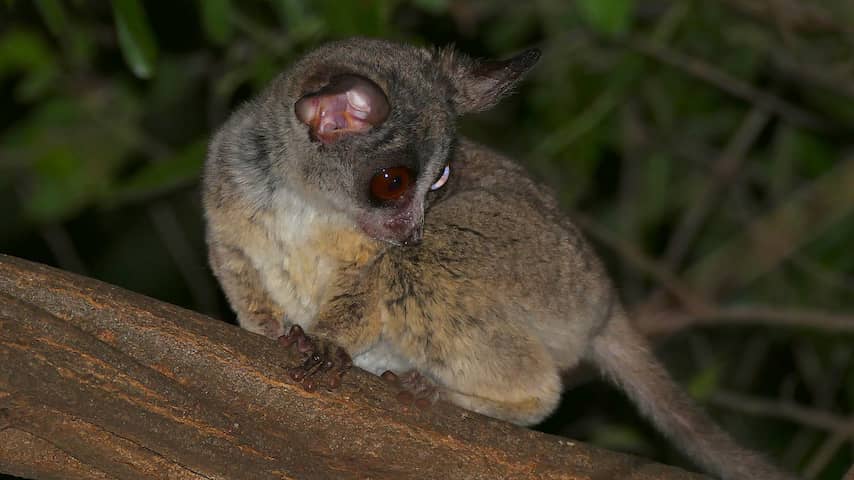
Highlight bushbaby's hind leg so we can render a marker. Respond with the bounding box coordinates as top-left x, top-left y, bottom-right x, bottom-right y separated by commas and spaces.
382, 369, 562, 426
208, 243, 286, 338
439, 380, 562, 426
